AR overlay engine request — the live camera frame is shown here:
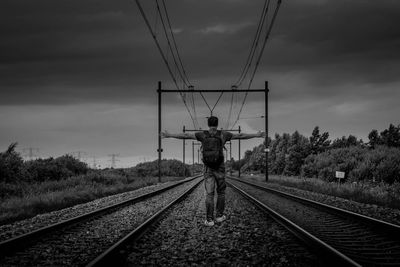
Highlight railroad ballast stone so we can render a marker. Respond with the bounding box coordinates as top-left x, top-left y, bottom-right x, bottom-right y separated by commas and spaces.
241, 177, 400, 226
0, 176, 194, 242
0, 178, 201, 267
230, 180, 400, 266
126, 184, 320, 266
